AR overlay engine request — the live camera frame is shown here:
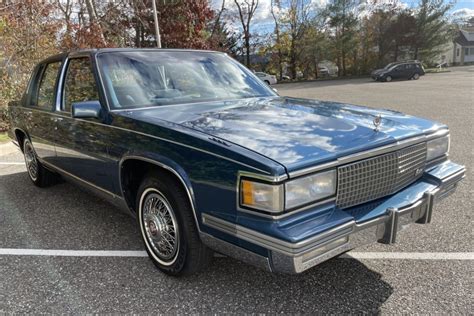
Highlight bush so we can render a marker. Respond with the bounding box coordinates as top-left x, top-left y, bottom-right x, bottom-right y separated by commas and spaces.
0, 107, 10, 132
